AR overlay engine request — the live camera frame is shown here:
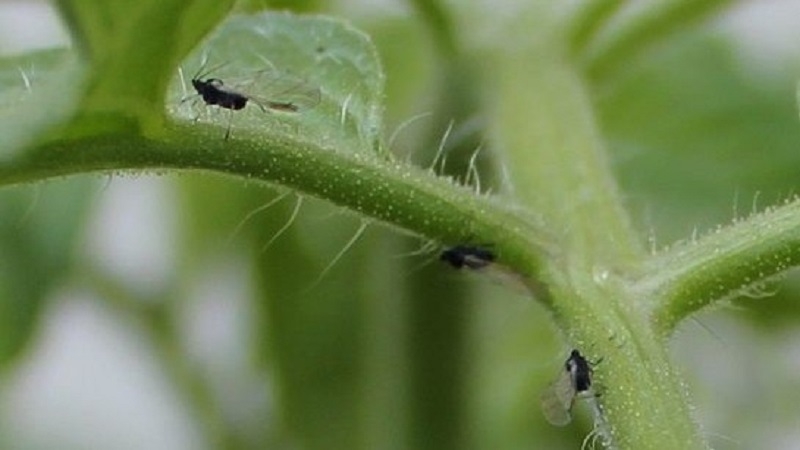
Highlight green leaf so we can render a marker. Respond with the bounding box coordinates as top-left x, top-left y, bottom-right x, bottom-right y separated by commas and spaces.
0, 50, 82, 154
237, 0, 323, 13
170, 12, 386, 154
